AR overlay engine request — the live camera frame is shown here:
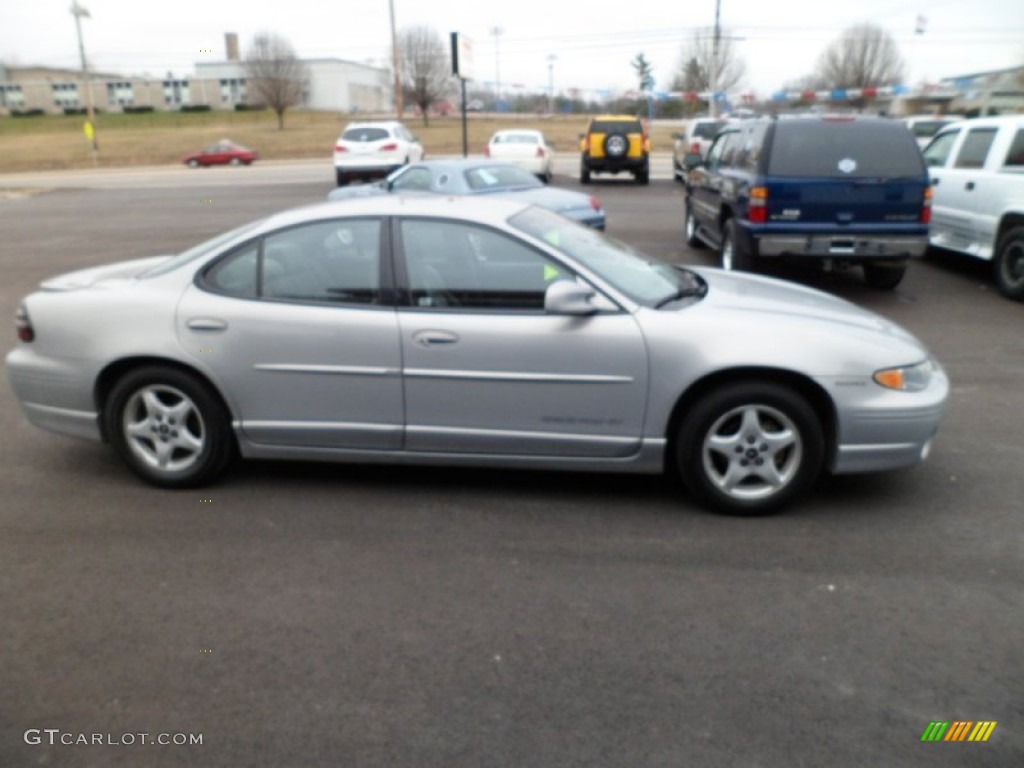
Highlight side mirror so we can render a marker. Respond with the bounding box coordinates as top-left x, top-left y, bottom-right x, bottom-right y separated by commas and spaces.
684, 153, 703, 170
544, 279, 598, 316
